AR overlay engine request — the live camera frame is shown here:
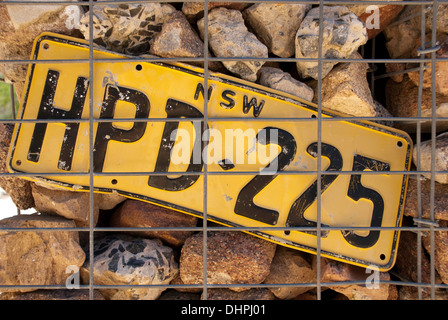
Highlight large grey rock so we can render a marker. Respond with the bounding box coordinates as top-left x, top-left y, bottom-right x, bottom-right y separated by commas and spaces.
258, 67, 314, 101
295, 6, 368, 80
78, 2, 176, 55
0, 214, 85, 293
243, 3, 311, 58
81, 234, 178, 300
197, 8, 268, 81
